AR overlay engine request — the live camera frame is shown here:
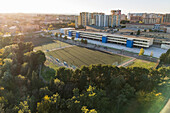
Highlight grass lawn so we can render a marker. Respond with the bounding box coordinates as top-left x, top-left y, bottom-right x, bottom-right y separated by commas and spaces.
34, 40, 70, 52
44, 60, 59, 70
128, 59, 157, 68
46, 46, 130, 68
